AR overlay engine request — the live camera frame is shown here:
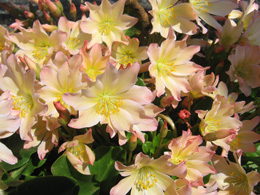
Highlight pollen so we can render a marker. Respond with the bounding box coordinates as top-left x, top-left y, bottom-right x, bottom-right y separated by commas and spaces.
135, 167, 157, 192
0, 41, 5, 52
32, 42, 50, 61
96, 94, 123, 117
67, 143, 89, 163
158, 5, 176, 26
206, 118, 221, 132
12, 94, 34, 118
98, 18, 114, 36
156, 60, 177, 76
190, 0, 210, 13
118, 50, 135, 68
67, 37, 80, 50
